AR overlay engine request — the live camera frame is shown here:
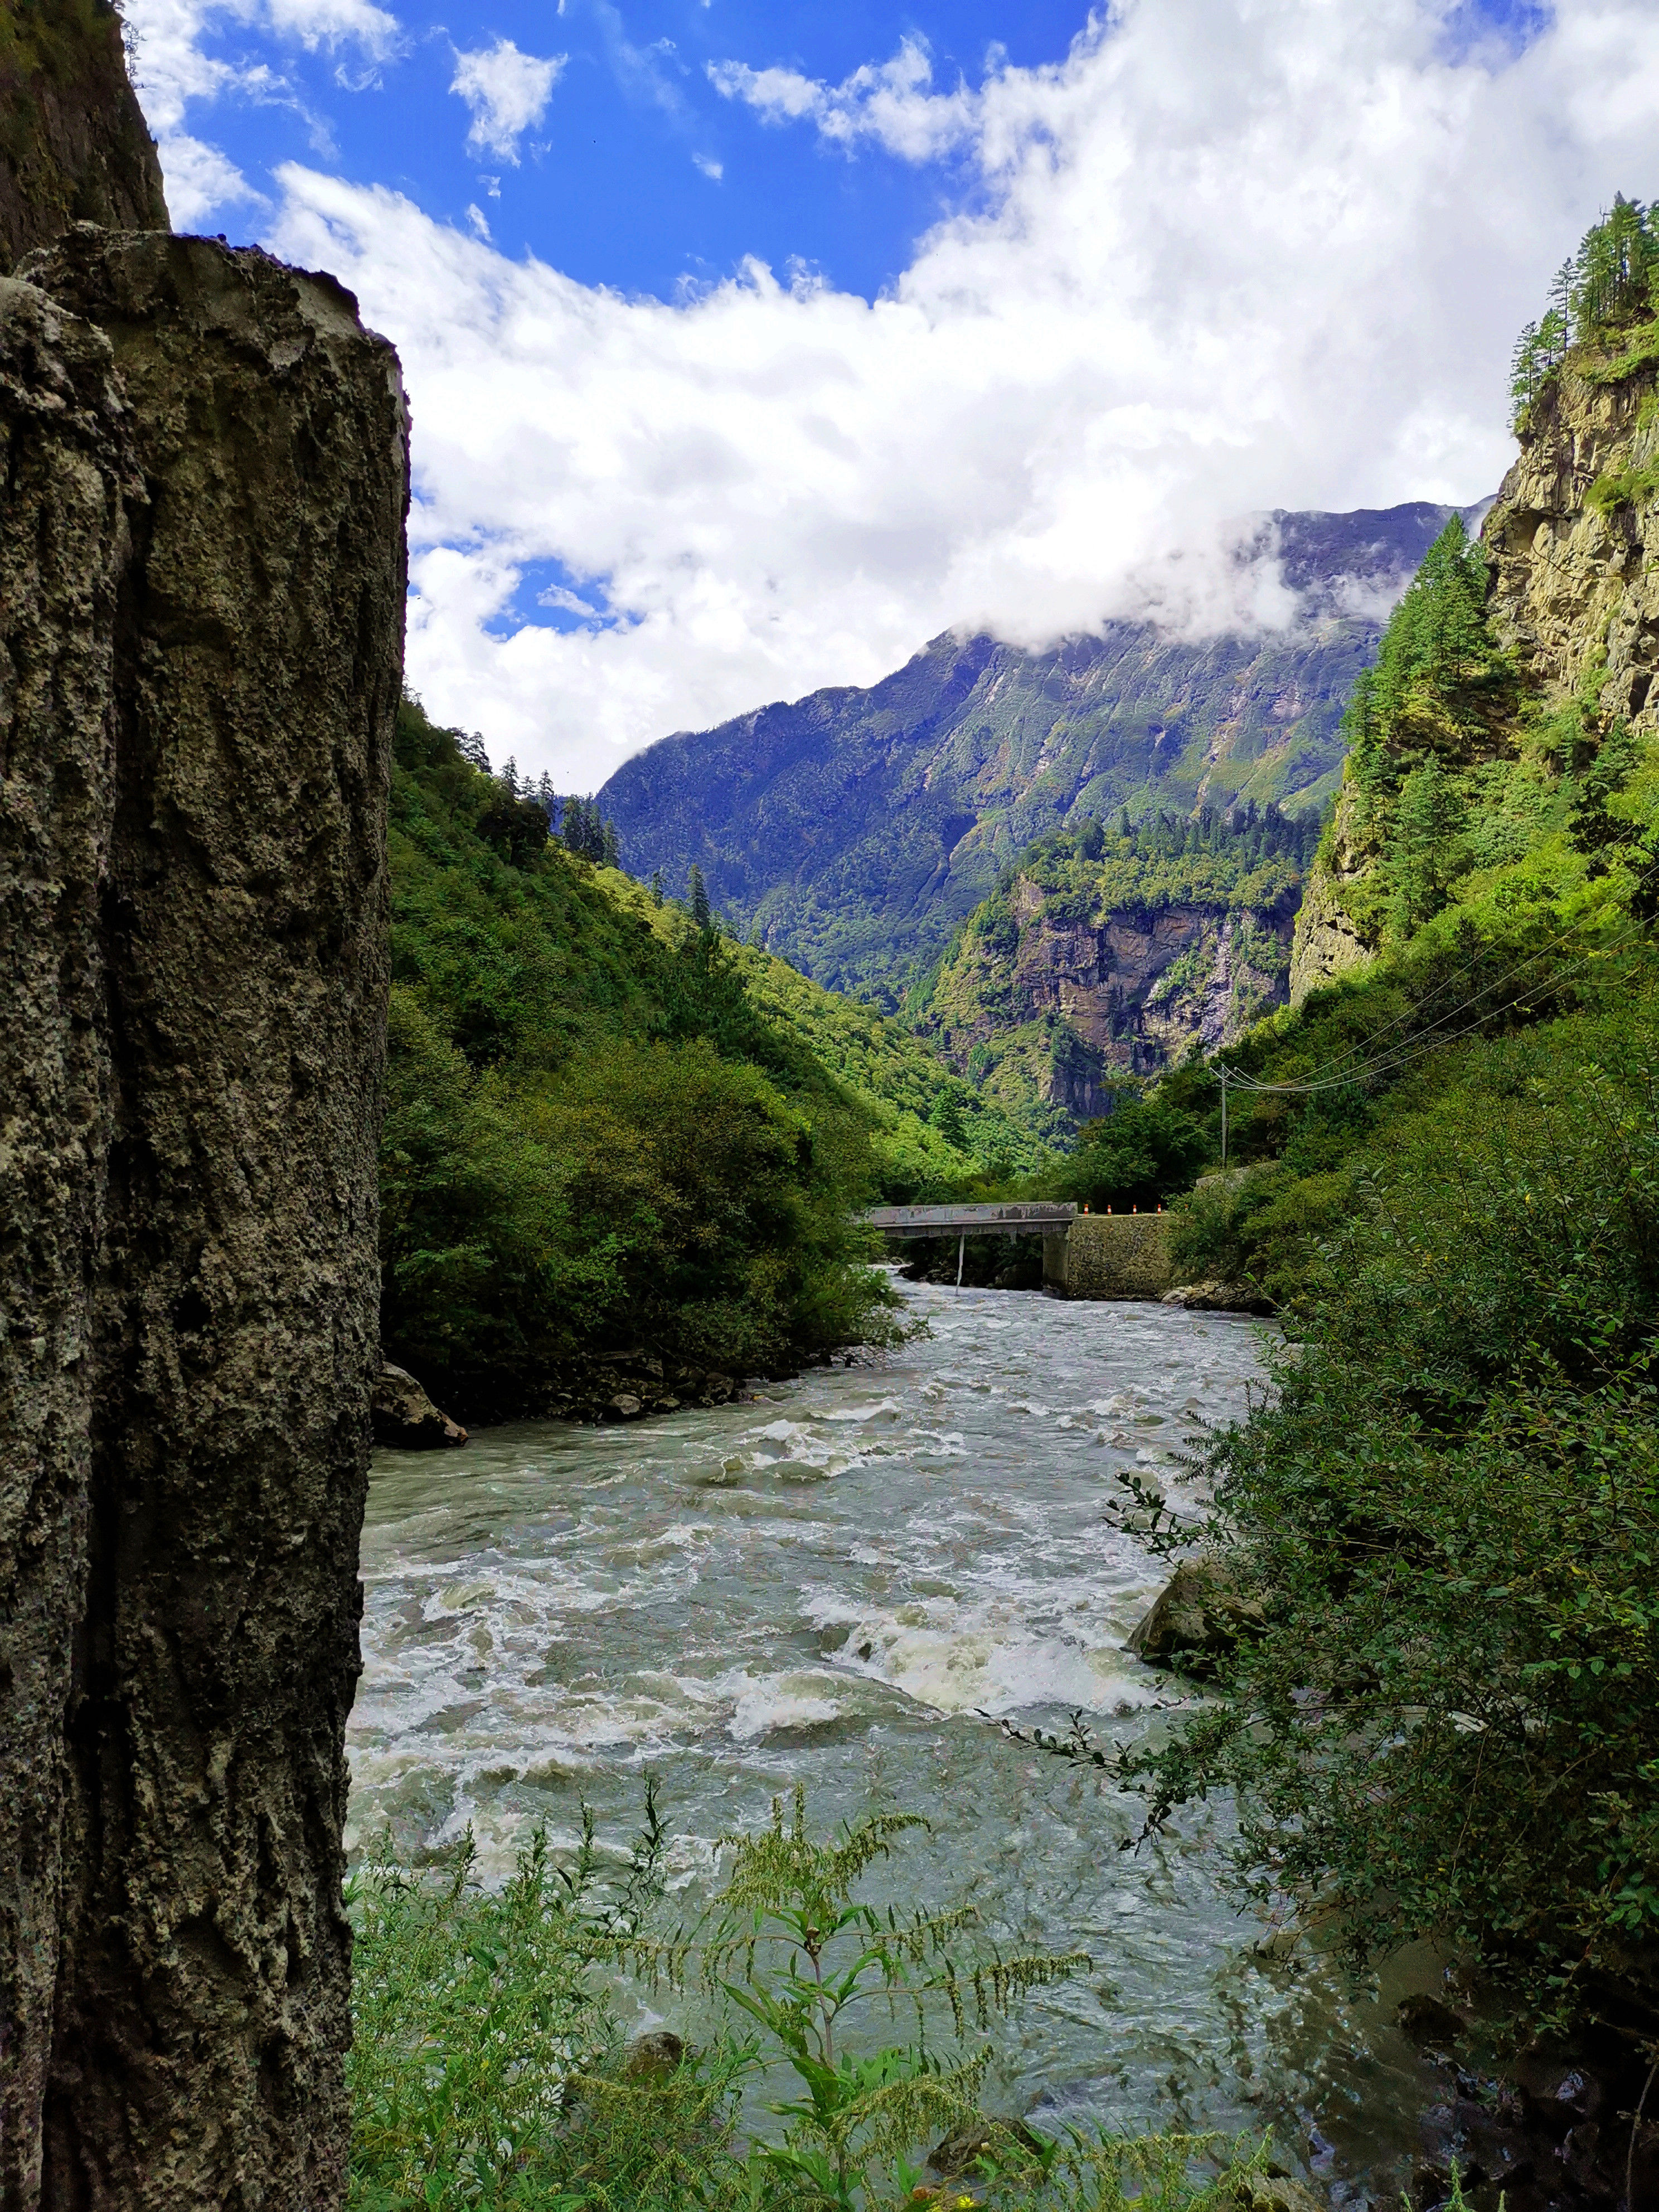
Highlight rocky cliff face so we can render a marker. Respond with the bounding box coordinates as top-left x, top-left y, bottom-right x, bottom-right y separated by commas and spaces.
0, 229, 406, 2208
924, 875, 1297, 1134
1485, 360, 1659, 724
0, 0, 168, 271
1290, 349, 1659, 1004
